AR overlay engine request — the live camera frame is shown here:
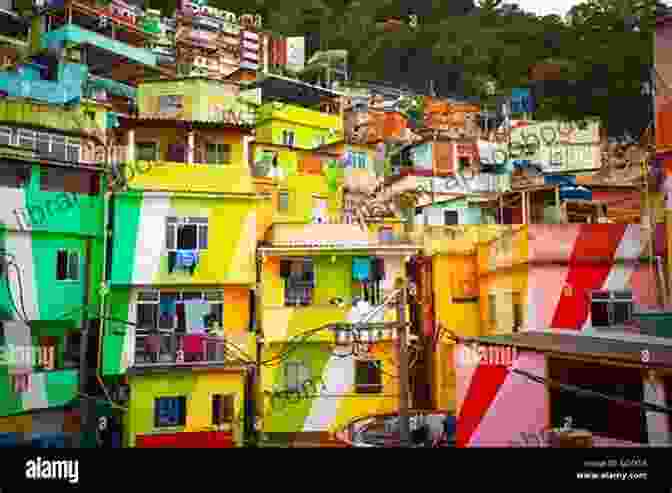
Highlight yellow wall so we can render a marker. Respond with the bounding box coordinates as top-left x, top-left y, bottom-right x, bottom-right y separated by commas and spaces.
432, 252, 480, 413
125, 370, 246, 447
